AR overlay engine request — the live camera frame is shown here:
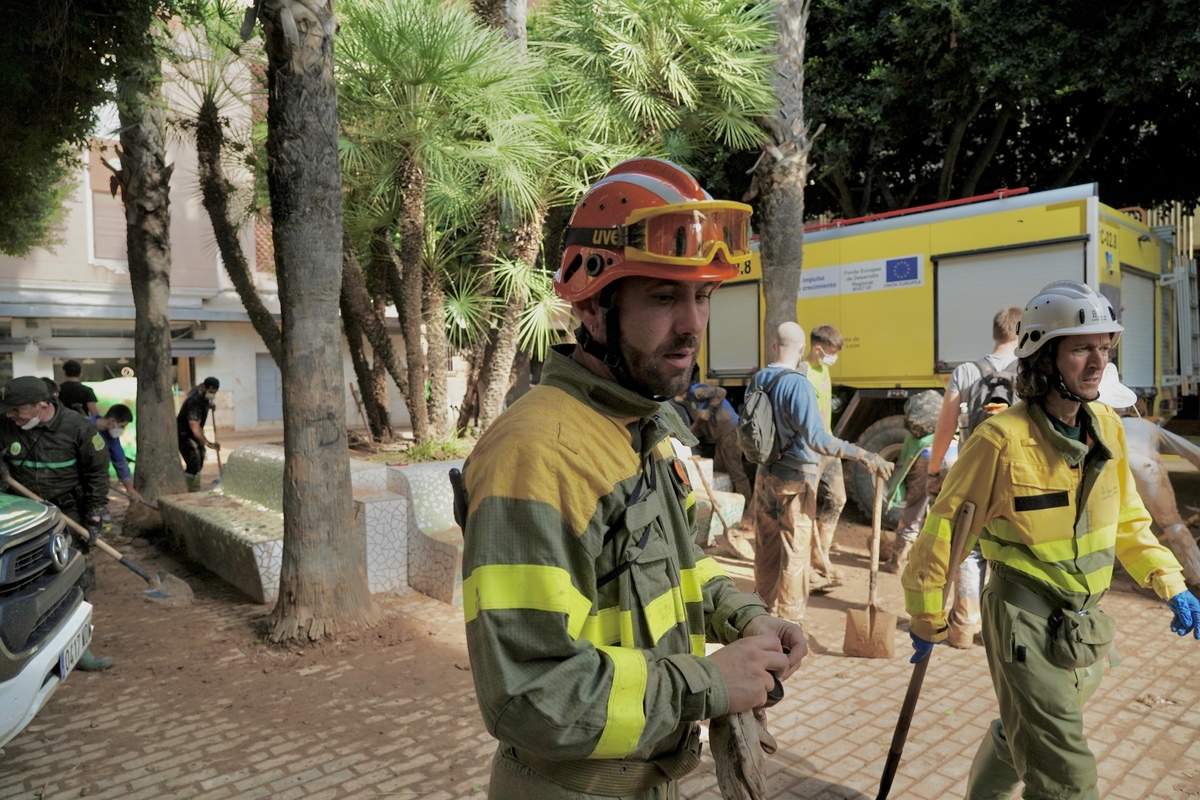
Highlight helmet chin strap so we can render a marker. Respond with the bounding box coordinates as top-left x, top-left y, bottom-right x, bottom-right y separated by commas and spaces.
1054, 373, 1098, 405
574, 287, 664, 401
